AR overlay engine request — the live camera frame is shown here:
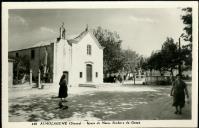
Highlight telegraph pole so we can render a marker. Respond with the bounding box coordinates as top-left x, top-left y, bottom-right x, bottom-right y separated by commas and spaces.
178, 37, 182, 76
